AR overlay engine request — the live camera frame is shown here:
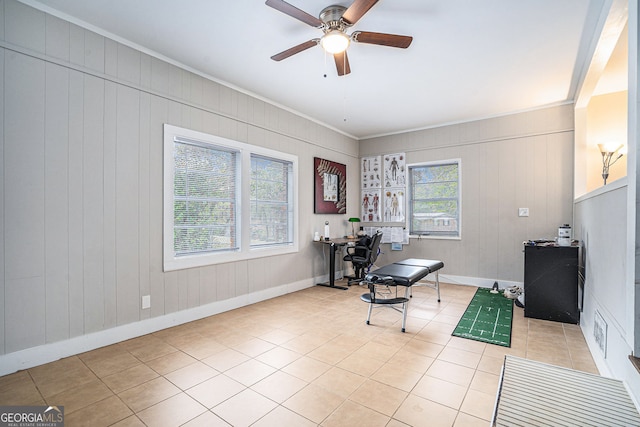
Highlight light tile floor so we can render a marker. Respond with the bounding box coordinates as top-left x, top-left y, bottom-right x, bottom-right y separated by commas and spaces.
0, 281, 597, 426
